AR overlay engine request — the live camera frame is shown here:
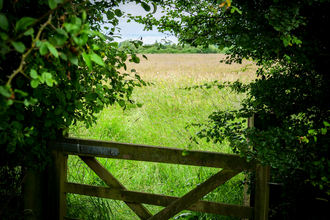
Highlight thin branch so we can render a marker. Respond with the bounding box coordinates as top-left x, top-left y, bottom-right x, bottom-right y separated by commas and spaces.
6, 15, 52, 86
